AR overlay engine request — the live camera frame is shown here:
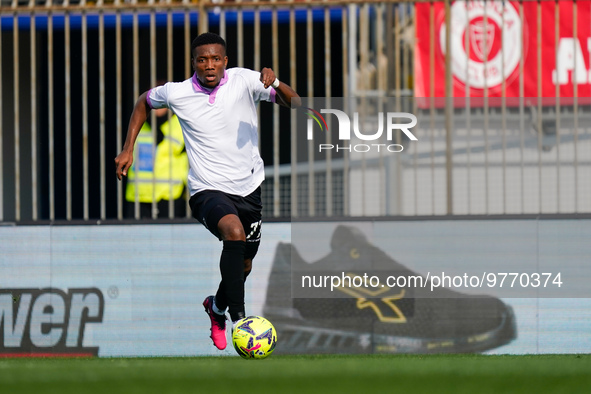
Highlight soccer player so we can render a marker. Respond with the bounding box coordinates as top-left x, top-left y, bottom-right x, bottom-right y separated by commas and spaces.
115, 32, 300, 351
